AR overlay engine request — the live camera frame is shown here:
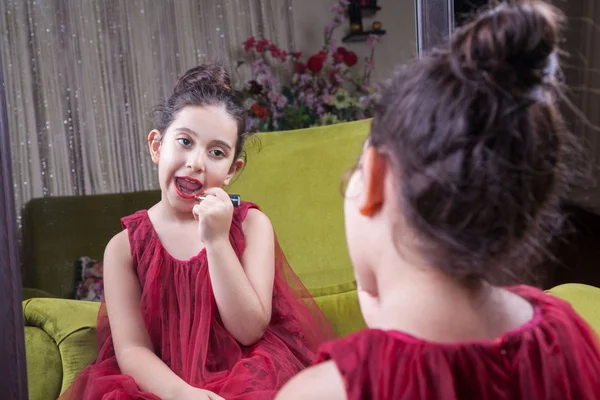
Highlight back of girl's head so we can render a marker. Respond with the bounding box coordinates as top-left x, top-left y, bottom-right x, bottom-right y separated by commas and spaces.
371, 0, 581, 284
152, 64, 249, 160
